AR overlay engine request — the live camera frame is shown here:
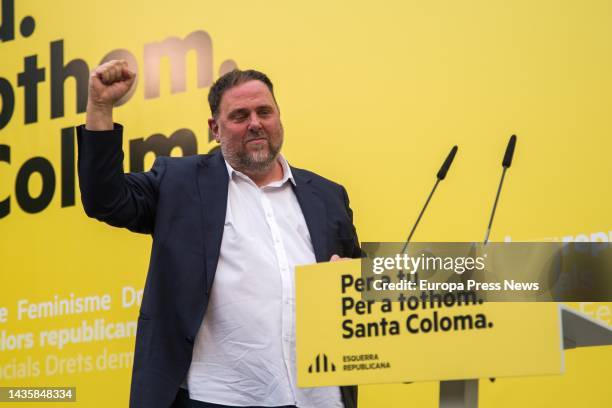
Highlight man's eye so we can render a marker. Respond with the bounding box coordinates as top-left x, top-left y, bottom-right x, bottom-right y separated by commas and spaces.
233, 114, 248, 121
258, 109, 272, 117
